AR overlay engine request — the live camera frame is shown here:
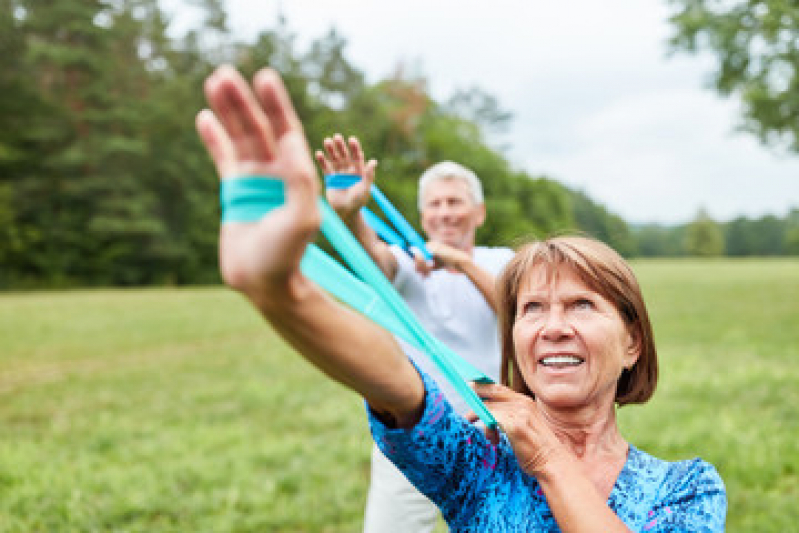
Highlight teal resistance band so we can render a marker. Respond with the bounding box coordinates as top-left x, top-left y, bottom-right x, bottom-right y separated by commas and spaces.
362, 207, 407, 249
325, 174, 432, 260
220, 176, 497, 429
